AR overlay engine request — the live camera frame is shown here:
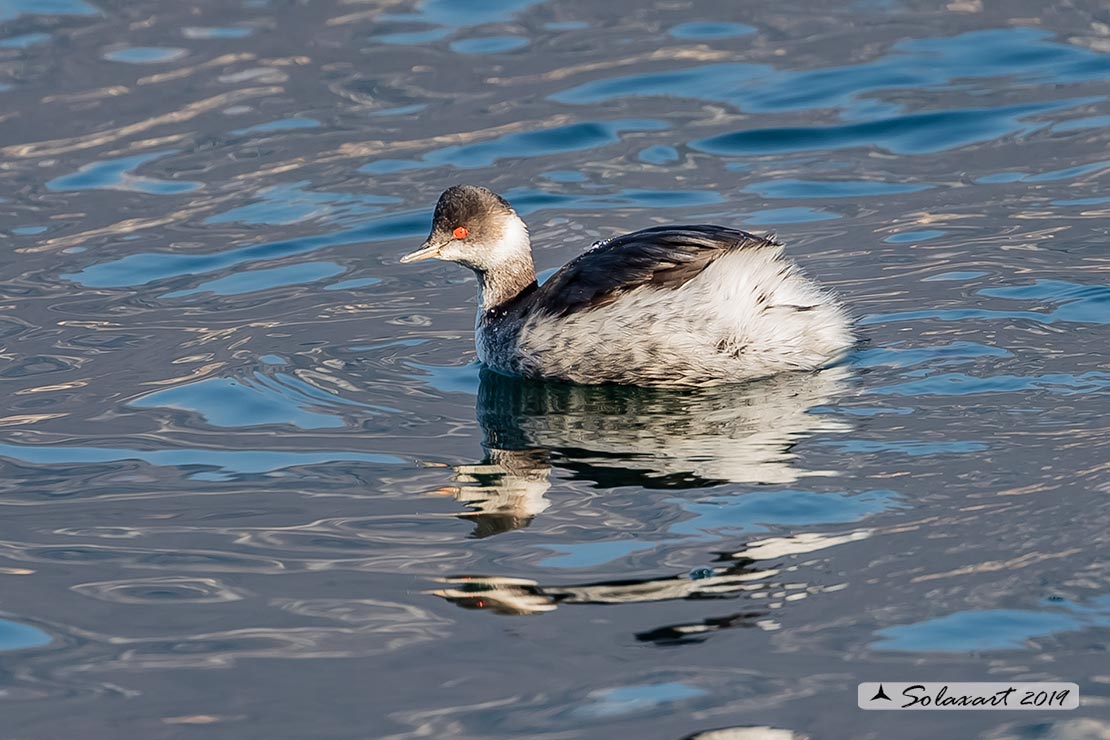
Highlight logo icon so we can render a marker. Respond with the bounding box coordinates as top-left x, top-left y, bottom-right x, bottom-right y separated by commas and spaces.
870, 684, 892, 702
